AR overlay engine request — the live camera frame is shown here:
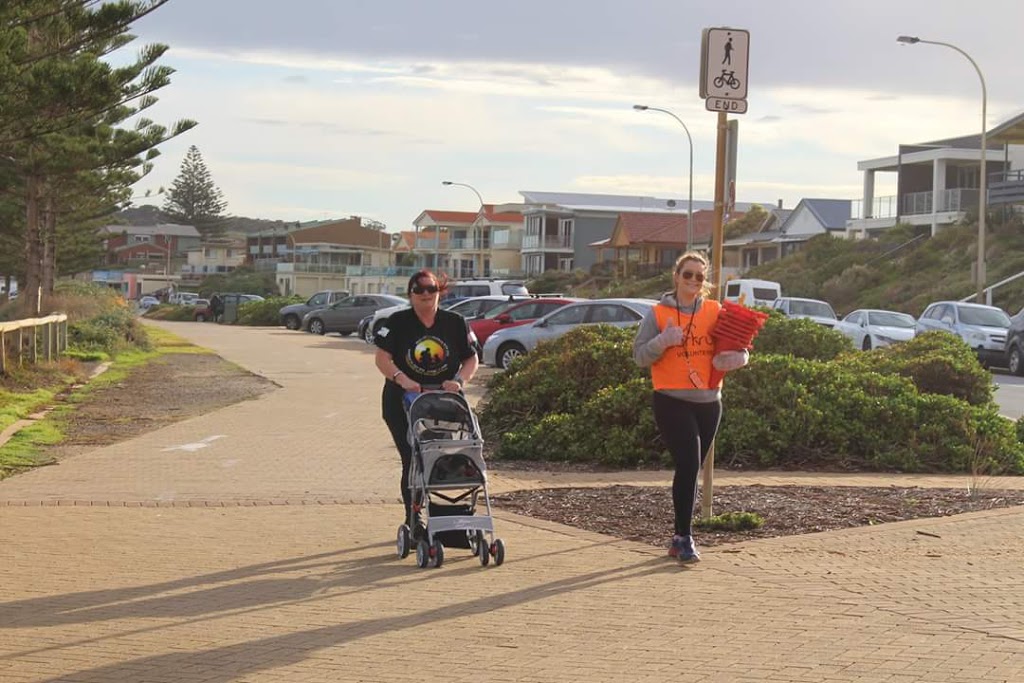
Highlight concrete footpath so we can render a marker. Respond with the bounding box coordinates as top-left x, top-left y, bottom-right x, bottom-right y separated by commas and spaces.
0, 321, 1021, 683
